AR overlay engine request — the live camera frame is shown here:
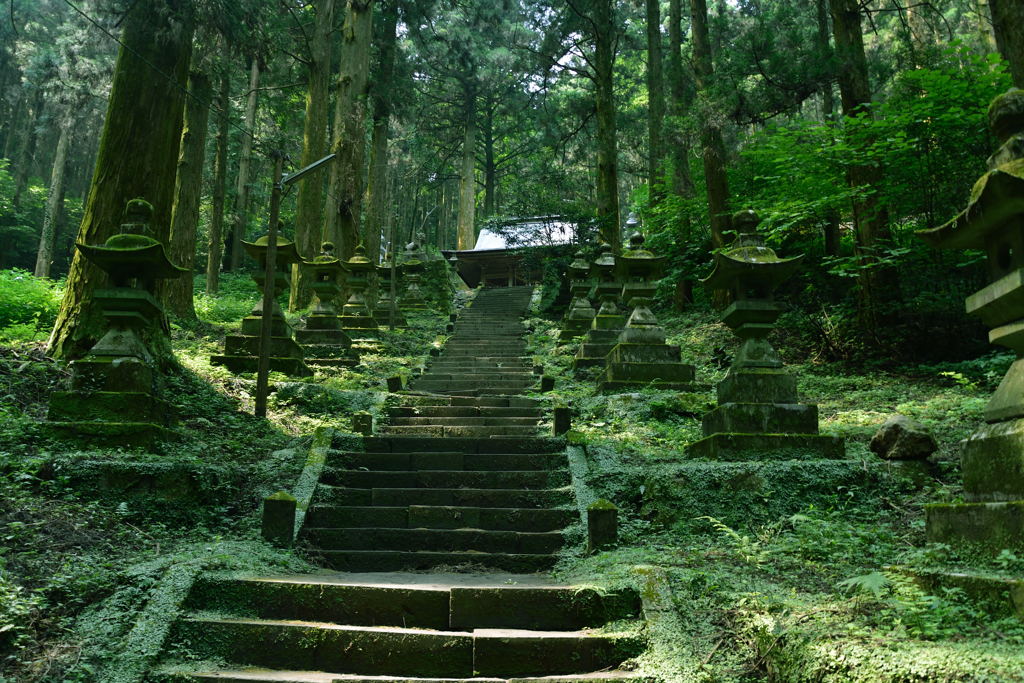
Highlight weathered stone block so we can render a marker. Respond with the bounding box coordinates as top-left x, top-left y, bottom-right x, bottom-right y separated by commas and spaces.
926, 500, 1024, 552
224, 334, 304, 359
48, 391, 170, 425
687, 433, 845, 461
588, 499, 618, 553
540, 375, 556, 392
553, 405, 571, 435
962, 418, 1024, 501
240, 315, 290, 337
702, 402, 818, 435
352, 412, 373, 435
984, 358, 1024, 422
262, 491, 296, 546
717, 368, 798, 404
68, 356, 153, 393
870, 414, 937, 460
